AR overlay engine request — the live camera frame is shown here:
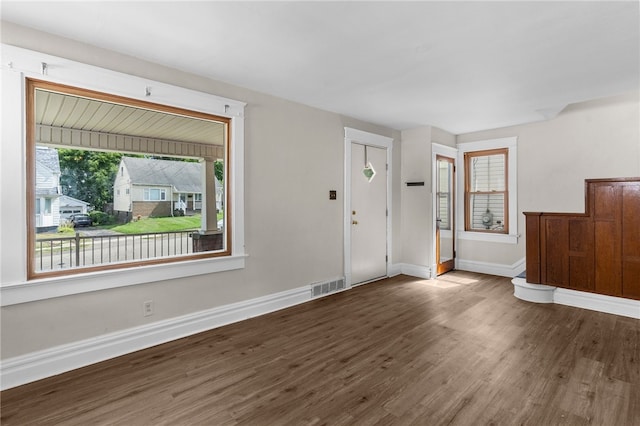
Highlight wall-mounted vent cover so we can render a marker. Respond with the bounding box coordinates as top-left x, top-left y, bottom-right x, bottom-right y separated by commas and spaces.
311, 278, 346, 299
